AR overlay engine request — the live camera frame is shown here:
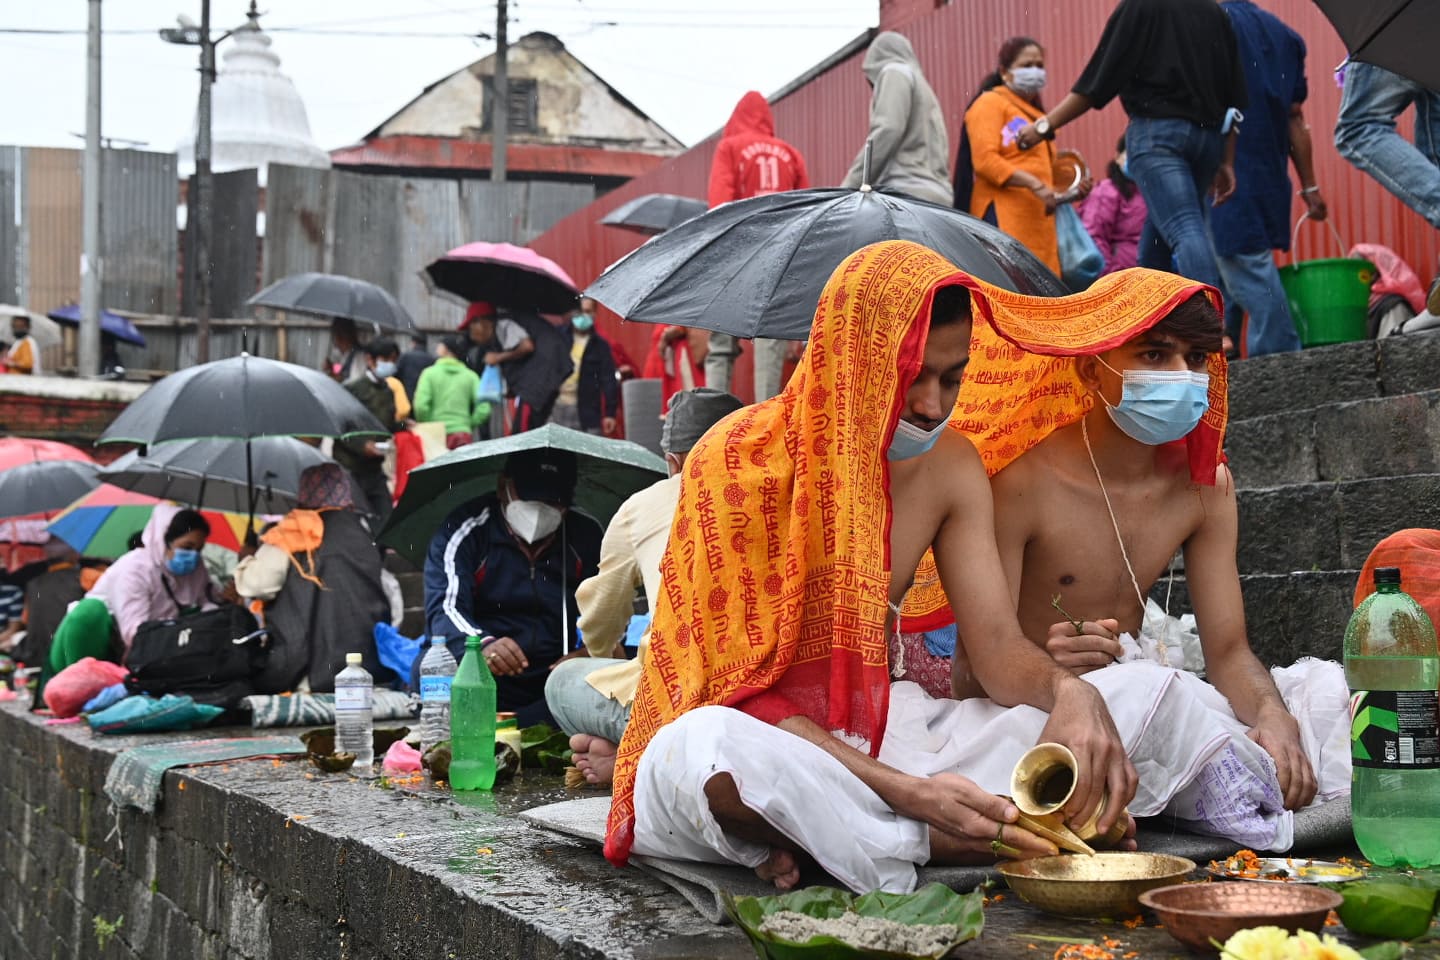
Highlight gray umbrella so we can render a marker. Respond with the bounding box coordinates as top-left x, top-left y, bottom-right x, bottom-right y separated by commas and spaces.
101, 438, 334, 515
600, 193, 708, 236
0, 460, 100, 519
584, 187, 1067, 341
248, 272, 415, 333
1314, 0, 1436, 91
